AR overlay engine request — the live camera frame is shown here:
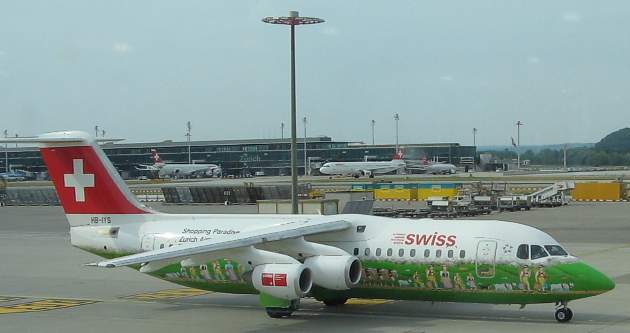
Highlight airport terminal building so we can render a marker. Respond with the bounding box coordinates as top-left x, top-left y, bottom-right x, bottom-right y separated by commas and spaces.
2, 137, 476, 178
